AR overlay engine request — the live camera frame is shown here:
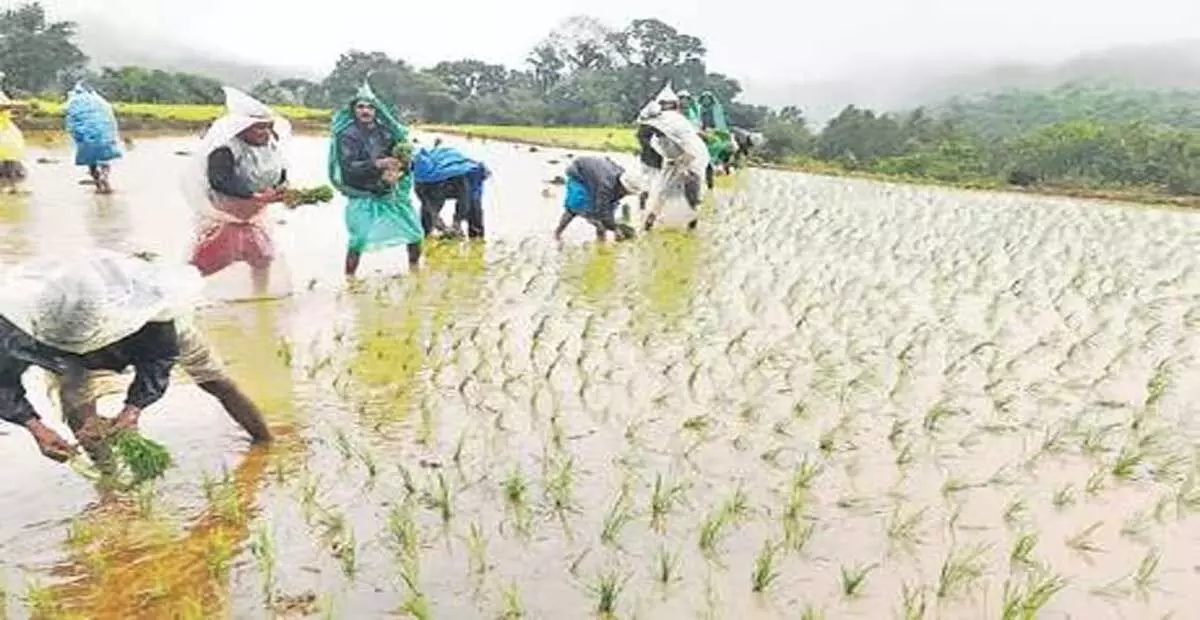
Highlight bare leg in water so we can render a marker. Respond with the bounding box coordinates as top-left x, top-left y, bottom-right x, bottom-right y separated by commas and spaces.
345, 242, 422, 277
198, 380, 272, 443
251, 265, 270, 297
